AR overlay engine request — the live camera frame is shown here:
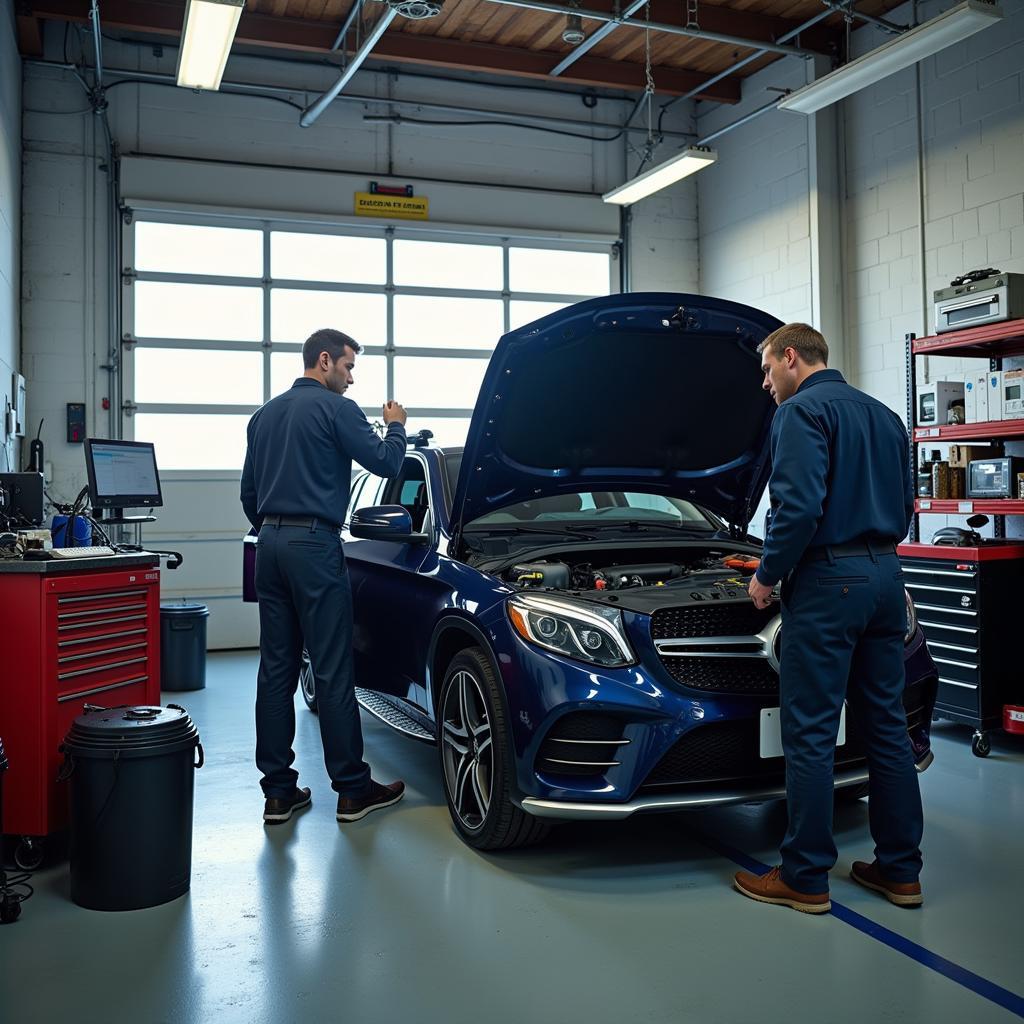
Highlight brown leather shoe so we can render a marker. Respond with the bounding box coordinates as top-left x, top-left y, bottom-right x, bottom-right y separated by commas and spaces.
263, 786, 311, 825
851, 860, 923, 907
337, 779, 405, 822
734, 866, 831, 914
